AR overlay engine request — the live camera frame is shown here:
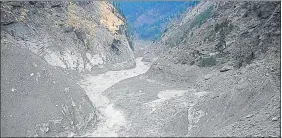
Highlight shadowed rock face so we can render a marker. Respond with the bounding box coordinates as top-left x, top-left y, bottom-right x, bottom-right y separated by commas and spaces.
0, 1, 134, 137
